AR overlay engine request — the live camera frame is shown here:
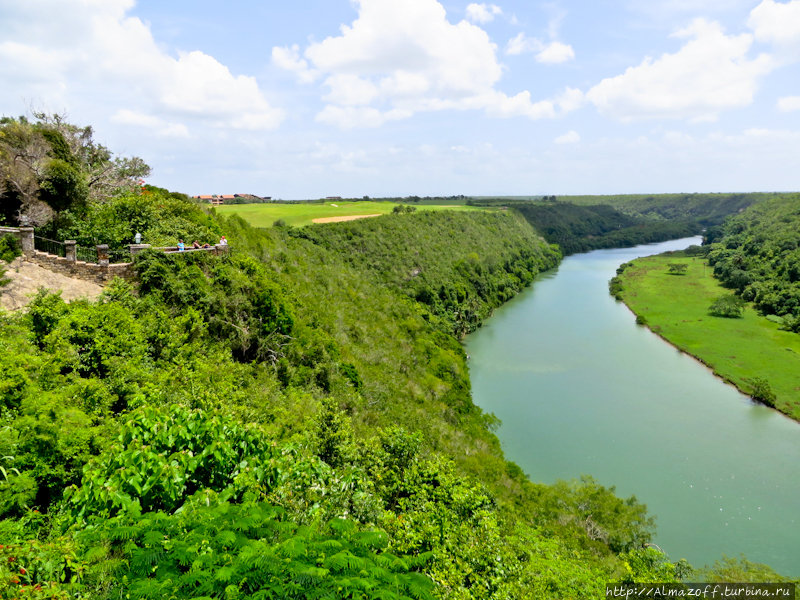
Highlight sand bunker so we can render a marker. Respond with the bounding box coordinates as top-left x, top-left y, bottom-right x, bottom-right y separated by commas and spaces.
313, 214, 382, 223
